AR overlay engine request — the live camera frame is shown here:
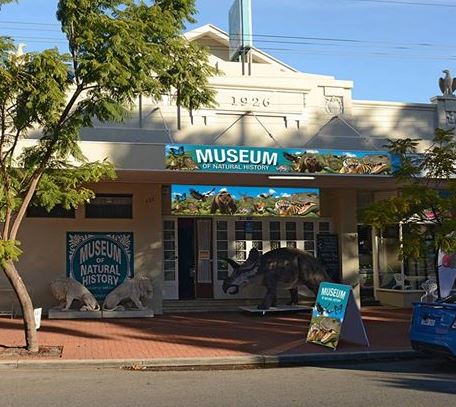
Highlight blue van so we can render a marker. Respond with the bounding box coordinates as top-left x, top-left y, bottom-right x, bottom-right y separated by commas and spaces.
410, 295, 456, 358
